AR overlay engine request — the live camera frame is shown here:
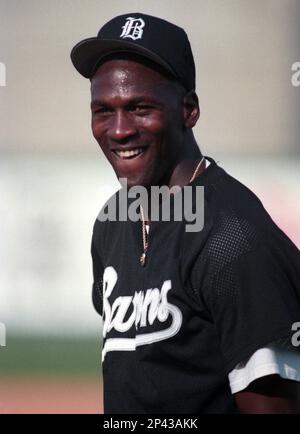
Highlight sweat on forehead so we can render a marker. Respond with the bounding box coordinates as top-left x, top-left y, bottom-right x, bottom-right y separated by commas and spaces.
91, 52, 186, 94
